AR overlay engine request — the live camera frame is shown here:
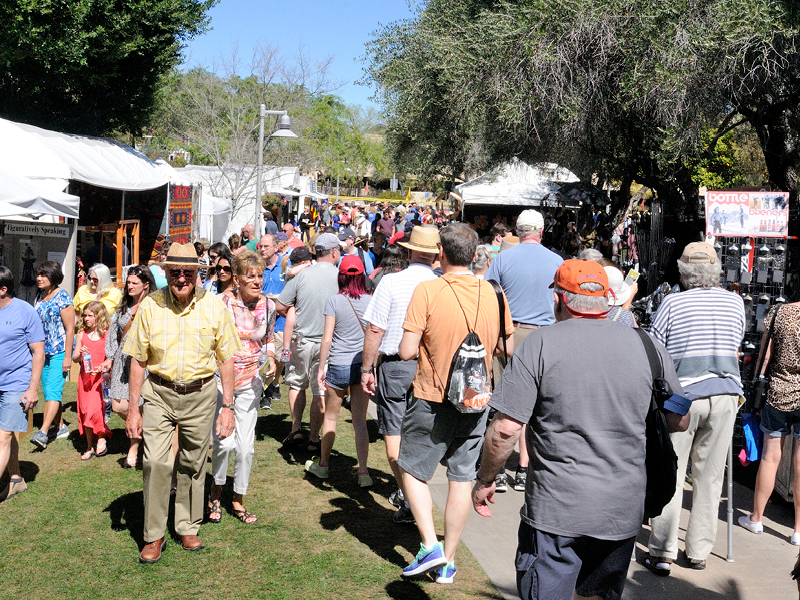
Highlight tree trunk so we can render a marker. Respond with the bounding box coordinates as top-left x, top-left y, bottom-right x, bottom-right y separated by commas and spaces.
742, 105, 799, 204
